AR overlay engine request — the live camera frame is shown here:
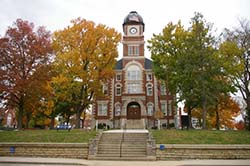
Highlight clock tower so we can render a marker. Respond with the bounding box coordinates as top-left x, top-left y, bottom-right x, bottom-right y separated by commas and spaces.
122, 11, 145, 57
